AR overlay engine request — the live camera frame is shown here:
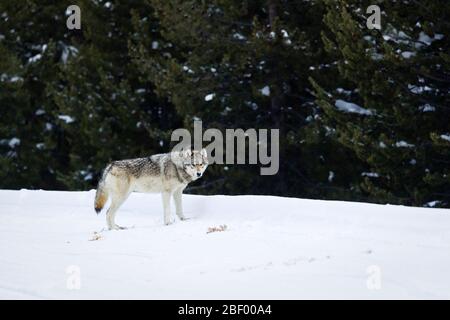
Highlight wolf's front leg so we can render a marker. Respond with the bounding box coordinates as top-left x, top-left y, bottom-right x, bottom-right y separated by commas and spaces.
173, 187, 186, 220
161, 191, 172, 225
